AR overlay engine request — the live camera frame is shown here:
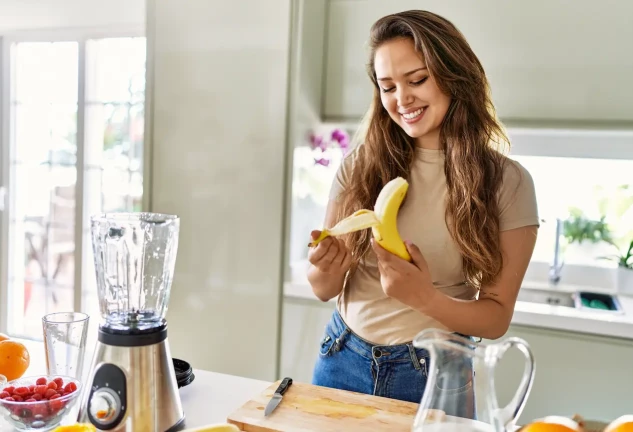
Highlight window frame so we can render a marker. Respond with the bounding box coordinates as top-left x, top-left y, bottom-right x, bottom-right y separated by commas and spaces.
0, 25, 150, 337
